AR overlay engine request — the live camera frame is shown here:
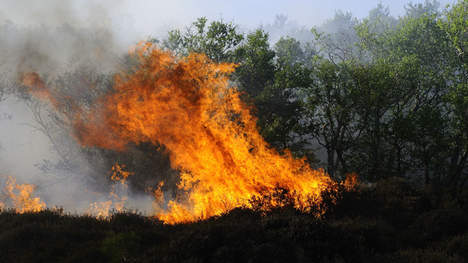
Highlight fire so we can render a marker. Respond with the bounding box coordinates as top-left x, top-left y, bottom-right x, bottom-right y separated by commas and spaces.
20, 43, 339, 223
108, 164, 130, 212
3, 176, 46, 213
88, 201, 113, 218
21, 72, 60, 109
70, 43, 333, 223
87, 163, 131, 218
151, 181, 165, 214
343, 173, 358, 191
